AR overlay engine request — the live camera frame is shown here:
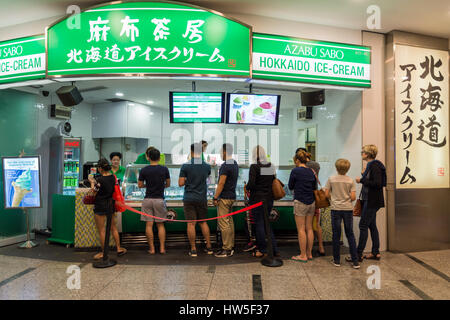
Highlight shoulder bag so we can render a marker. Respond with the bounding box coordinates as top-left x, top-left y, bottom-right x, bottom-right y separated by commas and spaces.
112, 175, 126, 213
310, 169, 330, 209
353, 199, 362, 217
272, 178, 286, 200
